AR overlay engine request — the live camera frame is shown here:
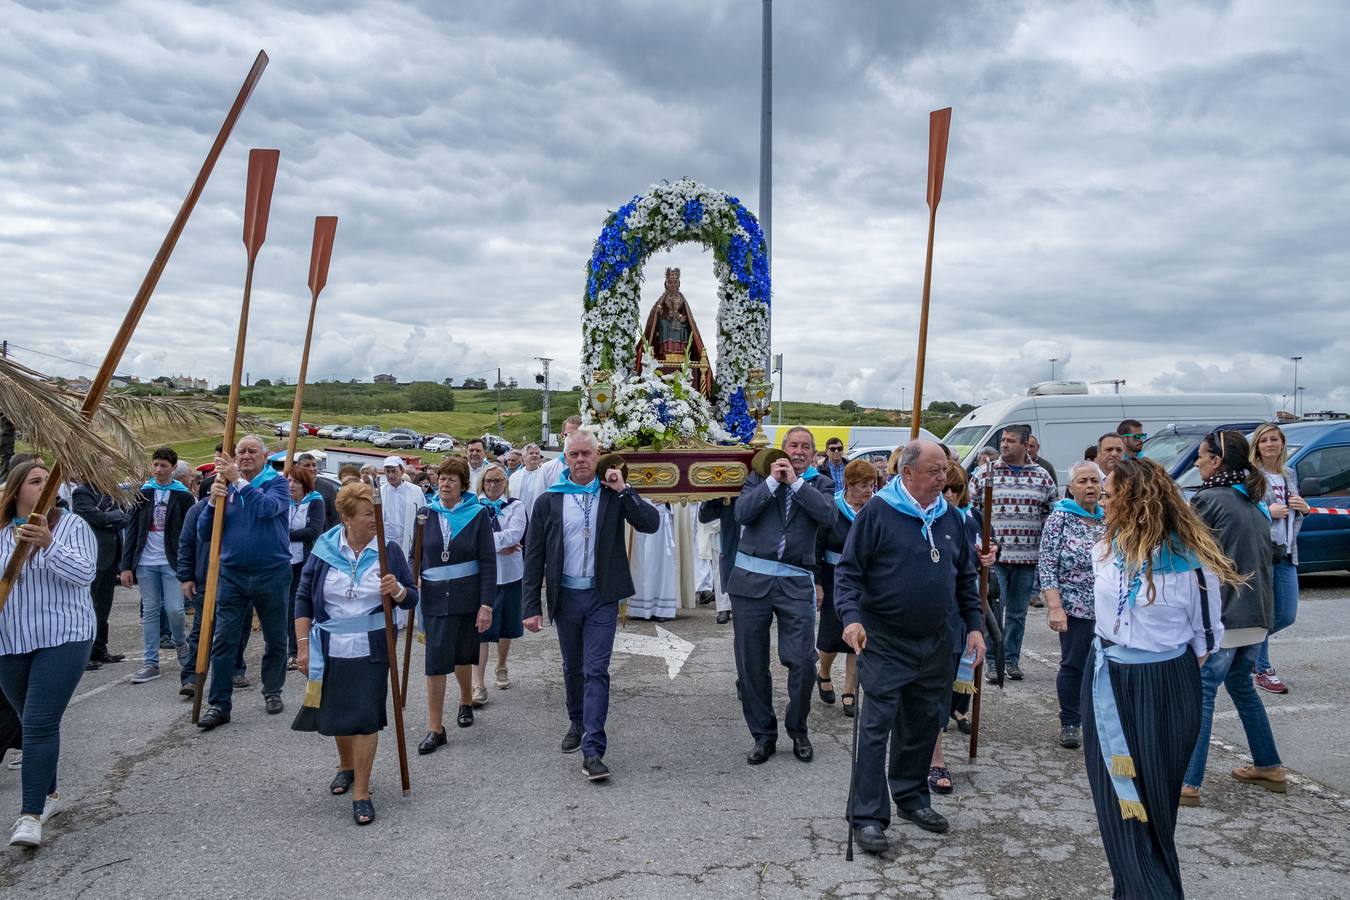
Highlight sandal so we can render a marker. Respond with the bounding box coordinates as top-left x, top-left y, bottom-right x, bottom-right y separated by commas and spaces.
330, 769, 355, 795
286, 656, 298, 672
816, 673, 836, 705
456, 704, 474, 728
352, 798, 375, 825
928, 766, 954, 795
952, 712, 972, 736
841, 692, 856, 718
